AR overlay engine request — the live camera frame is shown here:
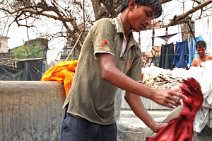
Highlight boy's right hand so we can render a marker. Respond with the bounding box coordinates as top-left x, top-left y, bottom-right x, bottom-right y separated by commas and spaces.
151, 88, 185, 108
